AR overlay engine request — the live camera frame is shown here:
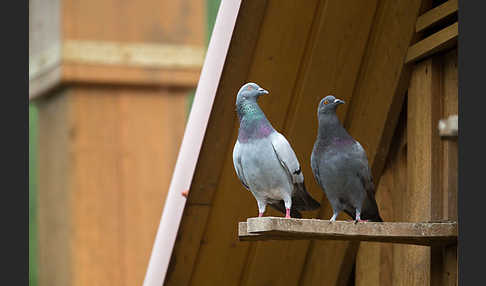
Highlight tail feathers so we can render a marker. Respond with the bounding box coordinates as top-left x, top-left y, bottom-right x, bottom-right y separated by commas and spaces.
268, 201, 302, 218
292, 182, 320, 211
344, 208, 383, 222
